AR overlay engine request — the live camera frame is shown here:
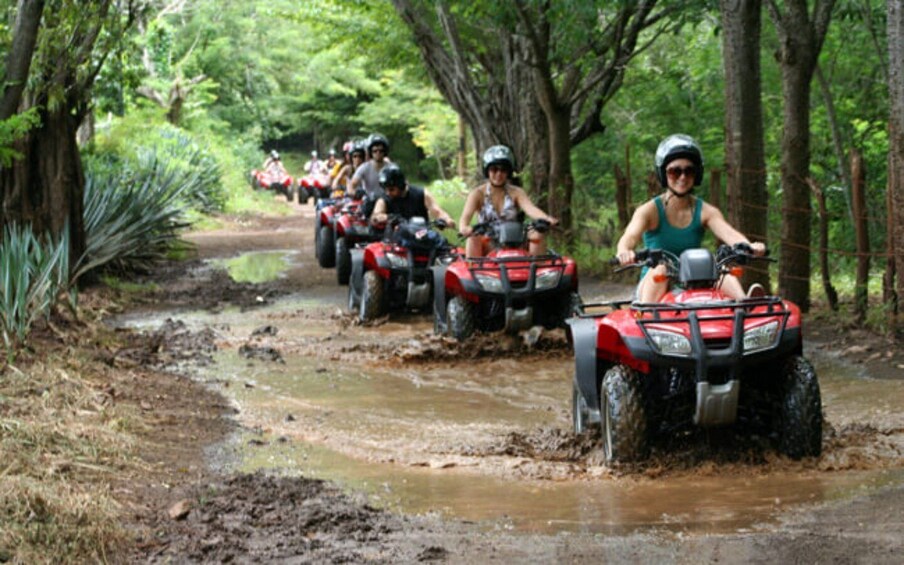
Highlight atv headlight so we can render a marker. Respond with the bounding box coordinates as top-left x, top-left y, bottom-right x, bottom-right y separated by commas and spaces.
648, 329, 692, 356
386, 252, 409, 268
475, 273, 504, 293
743, 321, 779, 352
535, 269, 561, 290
